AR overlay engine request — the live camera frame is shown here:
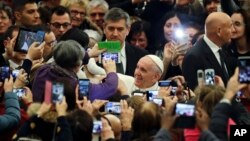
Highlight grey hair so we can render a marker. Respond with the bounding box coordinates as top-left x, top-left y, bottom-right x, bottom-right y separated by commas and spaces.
53, 40, 84, 69
87, 0, 109, 13
104, 7, 131, 27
